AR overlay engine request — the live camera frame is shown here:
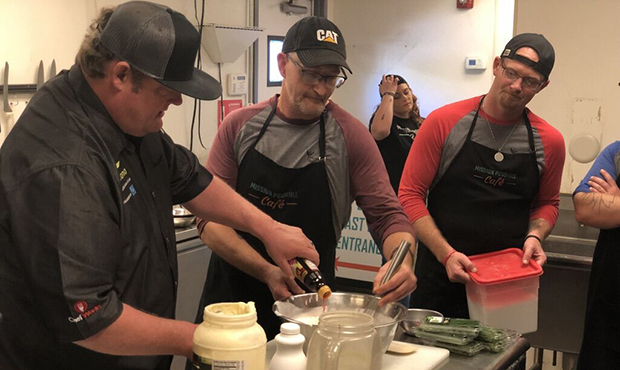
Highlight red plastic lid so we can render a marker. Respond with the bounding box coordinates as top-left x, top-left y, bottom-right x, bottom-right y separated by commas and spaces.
468, 248, 543, 285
